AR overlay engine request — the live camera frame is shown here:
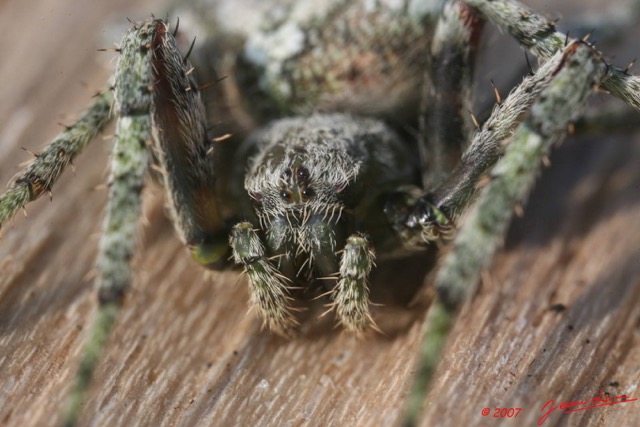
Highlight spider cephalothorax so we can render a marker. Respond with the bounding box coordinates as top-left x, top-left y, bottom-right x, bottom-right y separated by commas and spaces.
230, 114, 417, 332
